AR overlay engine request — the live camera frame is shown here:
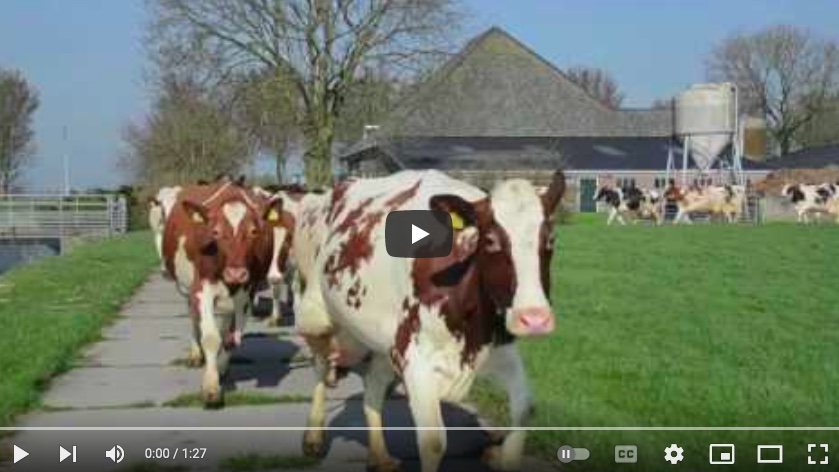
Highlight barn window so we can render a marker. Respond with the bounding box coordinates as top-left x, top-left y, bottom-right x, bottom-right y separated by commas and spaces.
654, 177, 667, 188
